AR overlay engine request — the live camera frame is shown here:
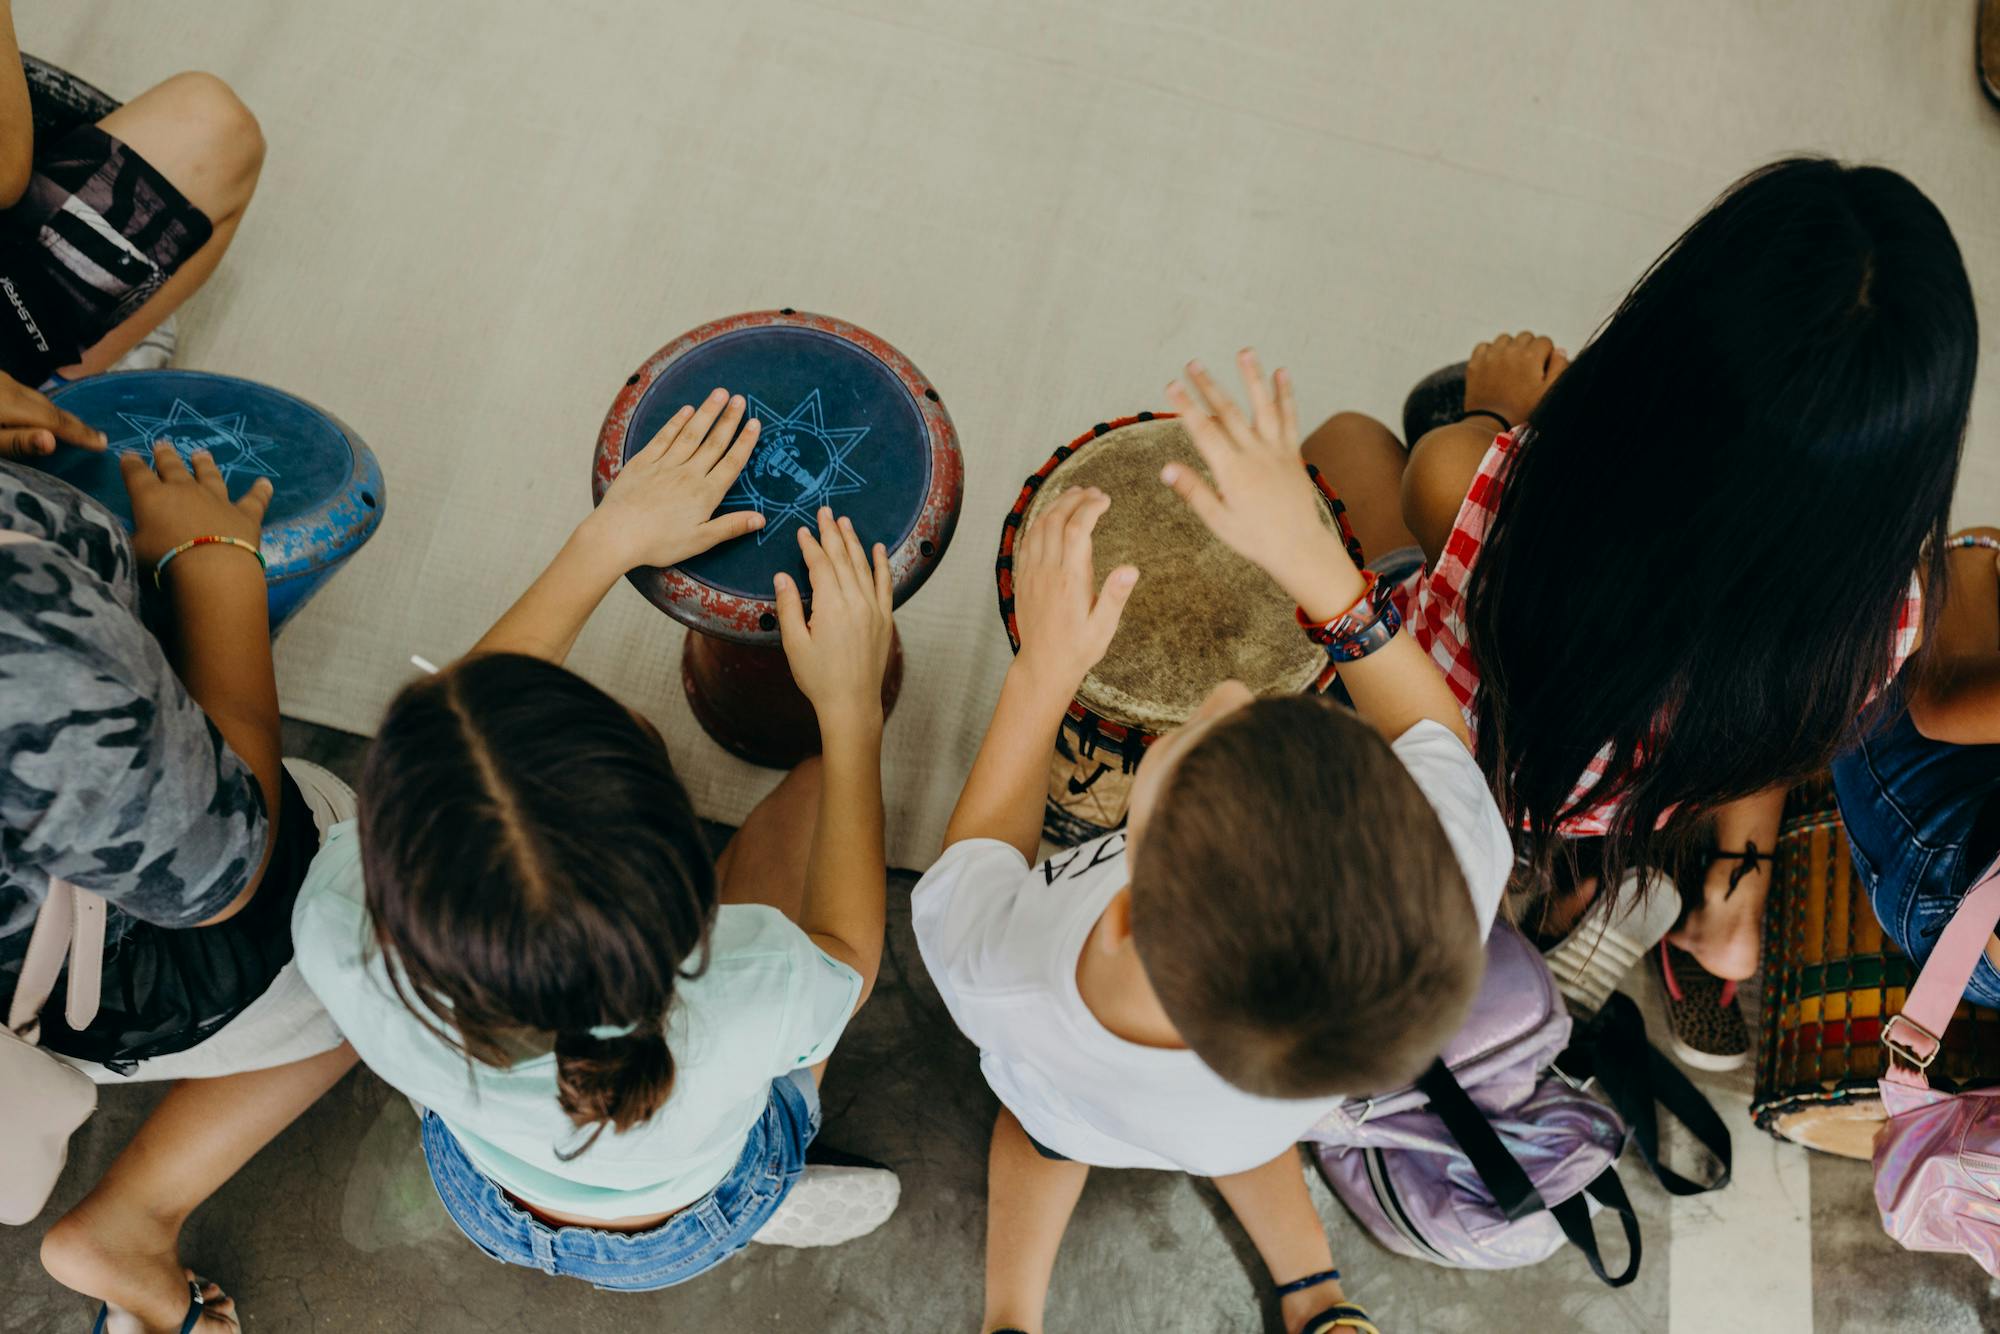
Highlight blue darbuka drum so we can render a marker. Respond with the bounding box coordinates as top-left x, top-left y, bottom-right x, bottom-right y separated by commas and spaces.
36, 370, 384, 630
